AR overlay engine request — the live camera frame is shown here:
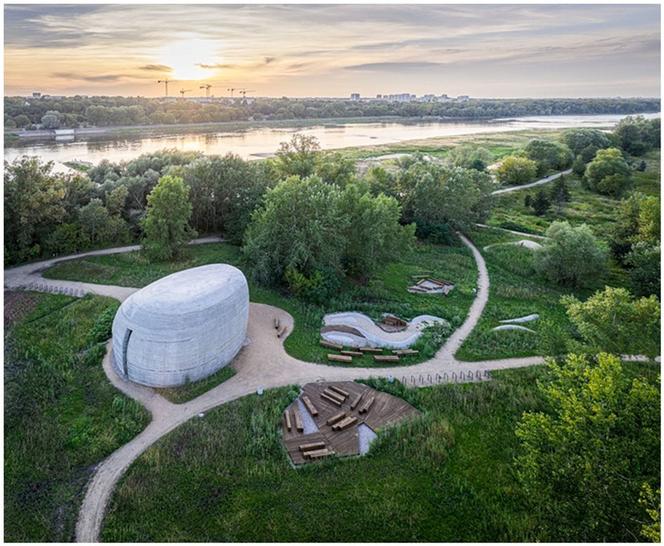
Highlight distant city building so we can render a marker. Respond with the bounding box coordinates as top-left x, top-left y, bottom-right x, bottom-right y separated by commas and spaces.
32, 92, 41, 98
456, 95, 470, 101
376, 94, 382, 99
350, 93, 360, 100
